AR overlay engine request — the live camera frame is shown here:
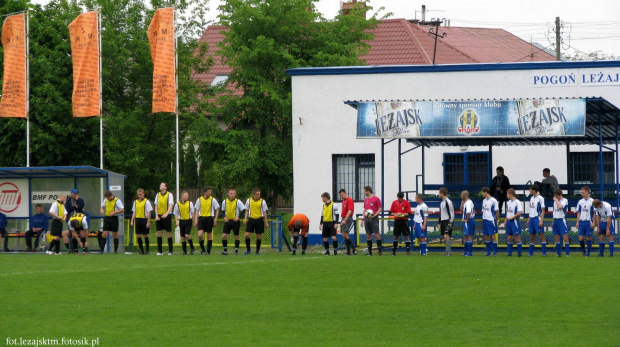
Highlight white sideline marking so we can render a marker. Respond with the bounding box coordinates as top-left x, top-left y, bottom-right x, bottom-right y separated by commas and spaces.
0, 256, 322, 277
